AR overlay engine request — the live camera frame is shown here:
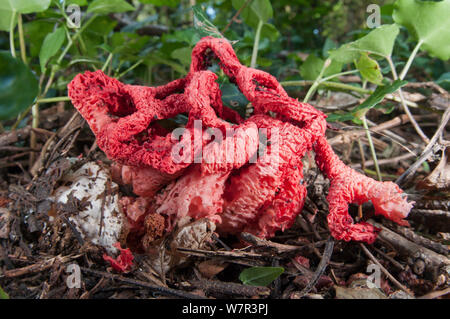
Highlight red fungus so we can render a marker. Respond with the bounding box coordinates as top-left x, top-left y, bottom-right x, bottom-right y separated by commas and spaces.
68, 36, 413, 246
103, 242, 134, 272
